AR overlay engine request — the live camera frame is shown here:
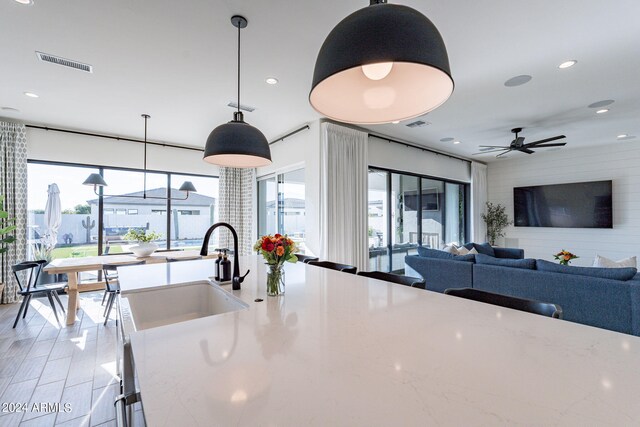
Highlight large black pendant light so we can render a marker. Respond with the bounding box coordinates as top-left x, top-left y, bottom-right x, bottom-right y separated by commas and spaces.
203, 15, 272, 168
310, 0, 454, 125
